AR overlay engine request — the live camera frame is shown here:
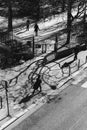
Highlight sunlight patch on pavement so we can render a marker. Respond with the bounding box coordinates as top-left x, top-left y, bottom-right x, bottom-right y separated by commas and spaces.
81, 81, 87, 88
